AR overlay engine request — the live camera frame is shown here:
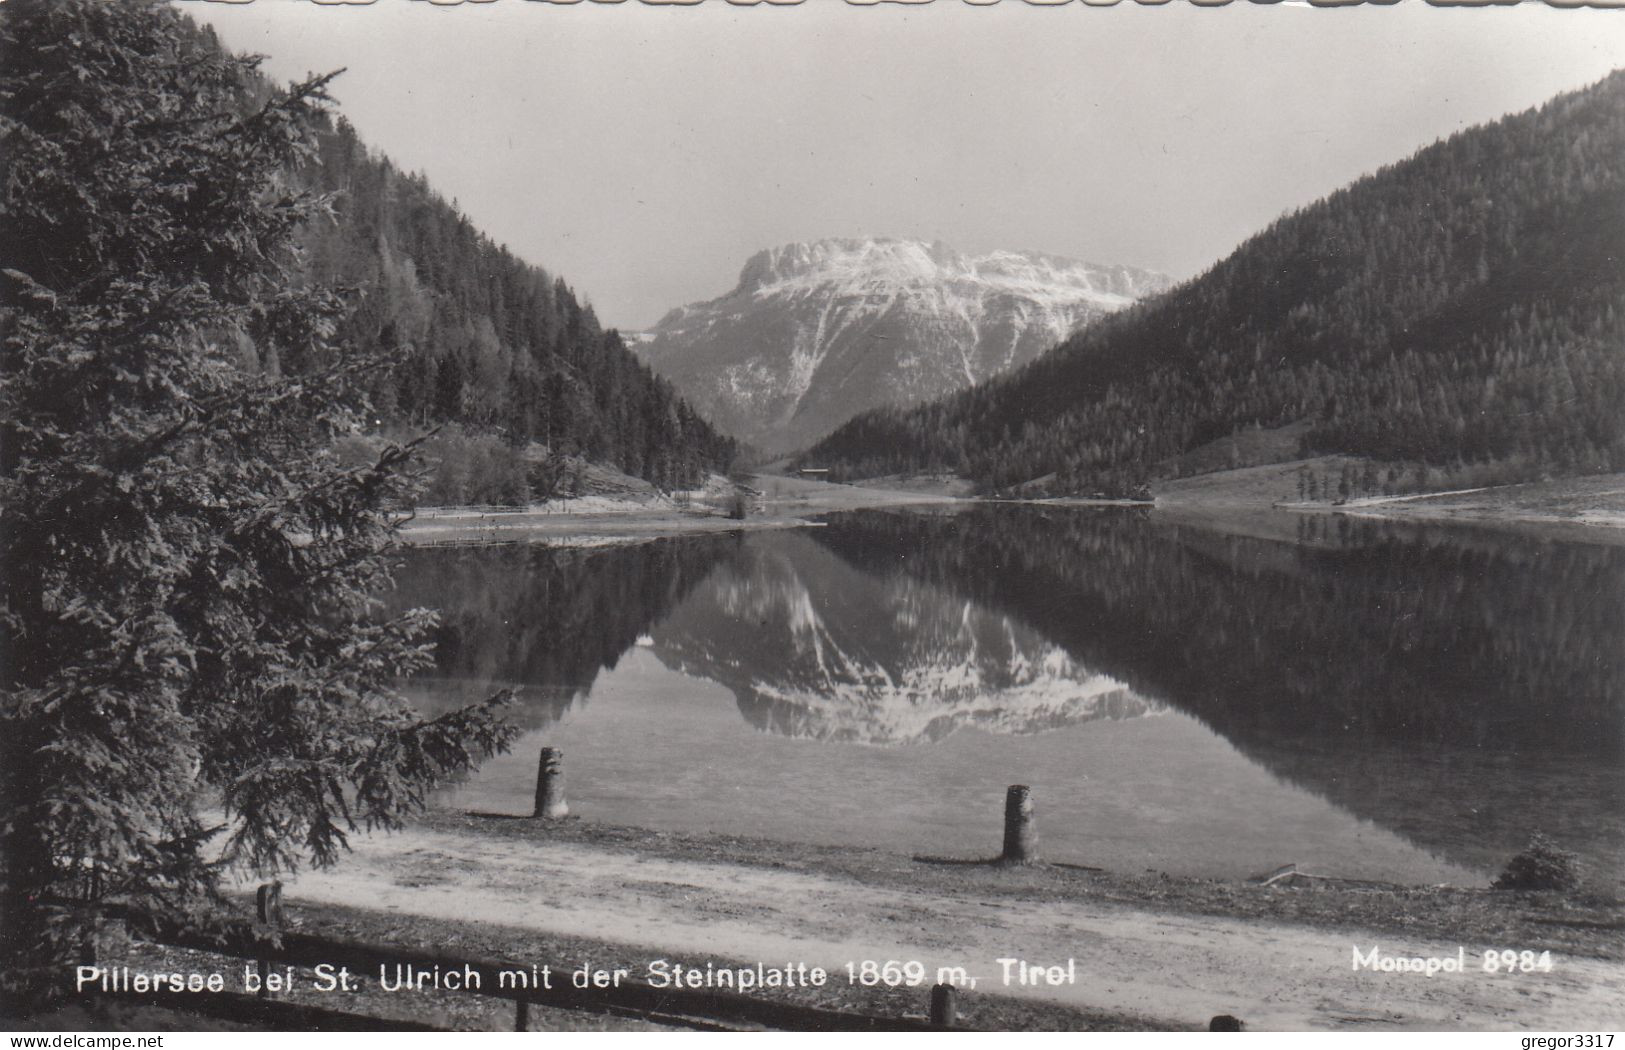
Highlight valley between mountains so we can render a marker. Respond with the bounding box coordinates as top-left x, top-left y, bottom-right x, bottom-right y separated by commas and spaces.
630, 239, 1169, 456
